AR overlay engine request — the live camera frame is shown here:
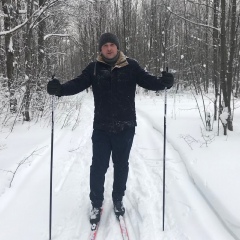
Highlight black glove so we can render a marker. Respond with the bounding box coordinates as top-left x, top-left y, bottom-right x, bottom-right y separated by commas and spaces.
161, 71, 174, 89
47, 79, 62, 96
